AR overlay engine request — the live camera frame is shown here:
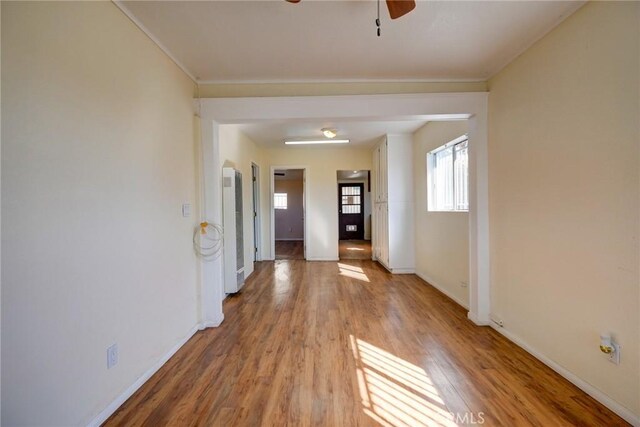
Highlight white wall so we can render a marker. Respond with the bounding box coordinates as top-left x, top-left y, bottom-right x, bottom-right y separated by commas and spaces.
267, 147, 372, 260
1, 2, 199, 425
488, 1, 639, 420
219, 125, 267, 275
274, 179, 304, 240
413, 121, 469, 307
